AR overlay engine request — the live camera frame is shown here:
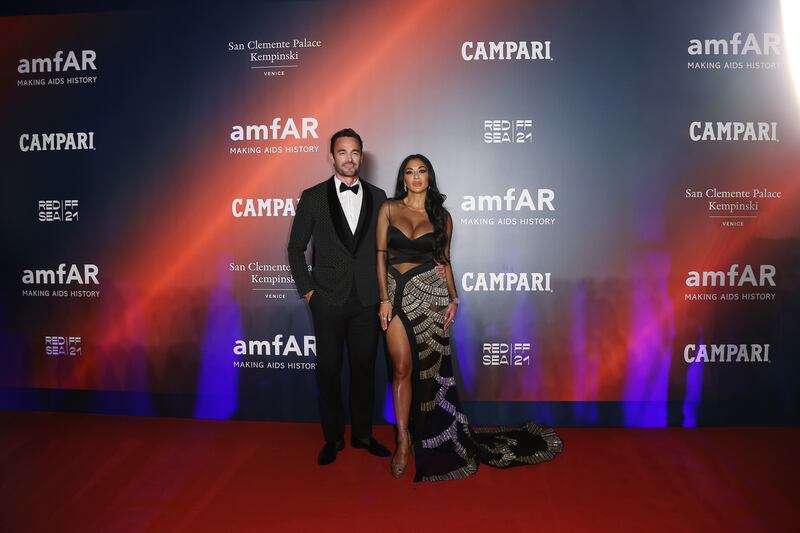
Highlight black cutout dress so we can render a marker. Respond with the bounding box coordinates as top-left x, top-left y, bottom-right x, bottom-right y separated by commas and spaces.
385, 225, 563, 482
